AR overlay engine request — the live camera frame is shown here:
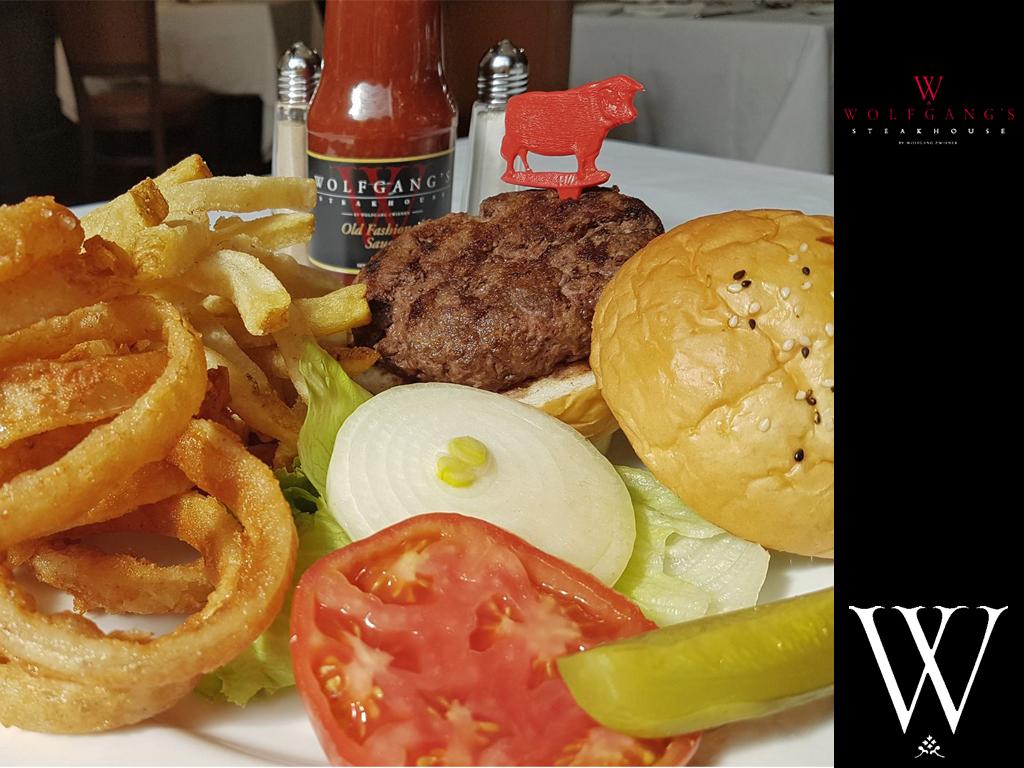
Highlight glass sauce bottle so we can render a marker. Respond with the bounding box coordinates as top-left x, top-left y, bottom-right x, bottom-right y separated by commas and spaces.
307, 0, 457, 278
